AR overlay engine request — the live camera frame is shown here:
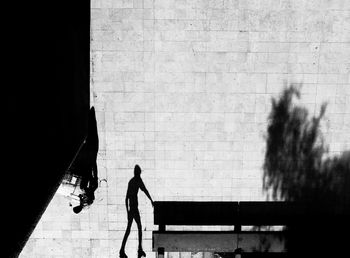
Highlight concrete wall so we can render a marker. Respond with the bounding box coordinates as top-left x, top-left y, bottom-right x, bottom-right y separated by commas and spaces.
21, 0, 349, 257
